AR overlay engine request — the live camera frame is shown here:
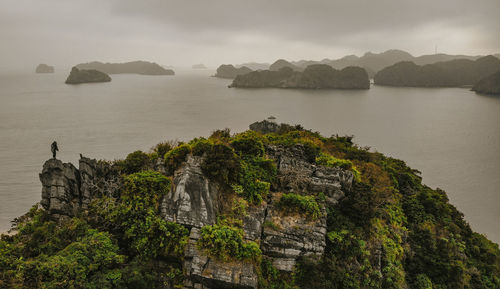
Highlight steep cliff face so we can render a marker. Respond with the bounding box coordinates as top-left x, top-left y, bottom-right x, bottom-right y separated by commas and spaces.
38, 129, 352, 289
